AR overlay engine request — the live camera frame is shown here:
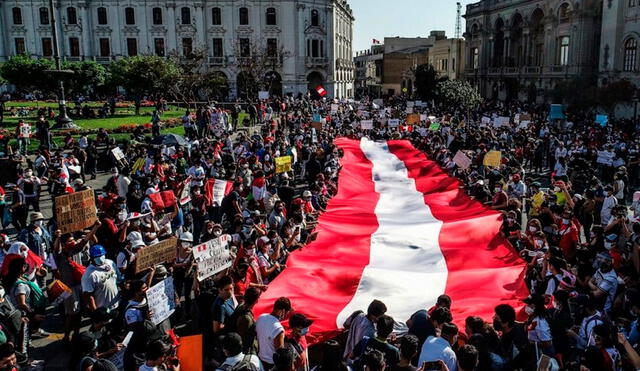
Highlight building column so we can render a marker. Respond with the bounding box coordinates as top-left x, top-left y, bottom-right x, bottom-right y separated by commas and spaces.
79, 3, 91, 58
194, 3, 205, 48
166, 4, 177, 52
